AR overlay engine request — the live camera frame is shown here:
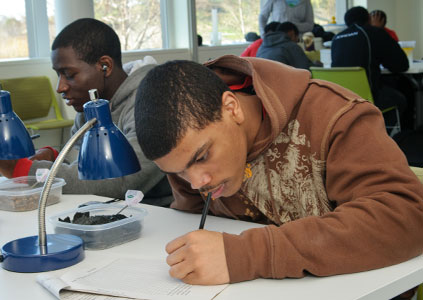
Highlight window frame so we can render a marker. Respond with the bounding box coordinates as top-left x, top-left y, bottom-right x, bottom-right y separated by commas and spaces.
4, 0, 351, 62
